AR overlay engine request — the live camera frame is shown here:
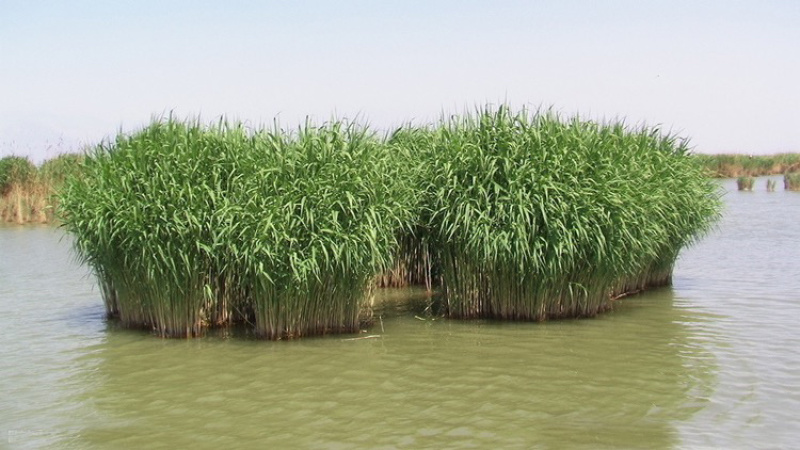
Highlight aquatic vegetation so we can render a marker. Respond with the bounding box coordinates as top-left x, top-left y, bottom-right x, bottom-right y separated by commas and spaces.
59, 106, 721, 338
39, 153, 85, 187
767, 179, 777, 192
375, 127, 439, 291
737, 177, 755, 191
695, 153, 800, 178
785, 172, 800, 191
0, 156, 38, 222
0, 156, 36, 194
393, 106, 721, 320
59, 118, 417, 338
0, 153, 84, 223
237, 120, 418, 338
